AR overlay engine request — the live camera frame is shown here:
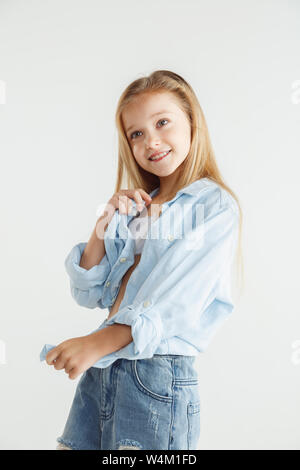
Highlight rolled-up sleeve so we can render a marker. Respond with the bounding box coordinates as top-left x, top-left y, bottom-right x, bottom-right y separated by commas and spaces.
101, 201, 239, 360
64, 200, 148, 310
65, 242, 112, 309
